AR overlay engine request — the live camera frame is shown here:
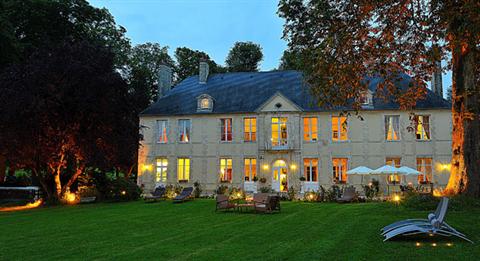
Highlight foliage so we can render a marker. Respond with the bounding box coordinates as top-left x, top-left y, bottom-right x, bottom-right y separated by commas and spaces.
164, 184, 183, 199
215, 184, 229, 195
0, 41, 137, 201
287, 186, 295, 201
103, 178, 141, 202
225, 41, 263, 72
299, 176, 306, 182
304, 191, 318, 202
403, 193, 480, 211
174, 47, 225, 82
278, 0, 480, 197
193, 181, 202, 198
363, 179, 380, 199
259, 177, 267, 183
259, 186, 274, 193
228, 187, 245, 200
252, 176, 258, 182
279, 49, 303, 71
324, 185, 341, 202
